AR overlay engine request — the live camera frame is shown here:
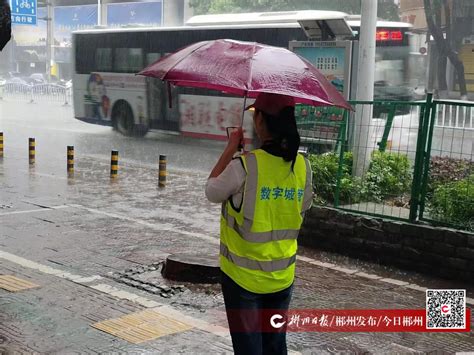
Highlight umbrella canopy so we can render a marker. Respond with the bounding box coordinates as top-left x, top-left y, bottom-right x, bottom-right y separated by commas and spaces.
138, 39, 352, 111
